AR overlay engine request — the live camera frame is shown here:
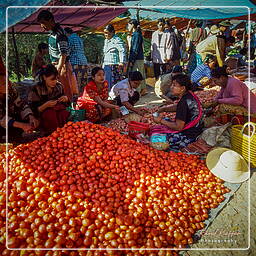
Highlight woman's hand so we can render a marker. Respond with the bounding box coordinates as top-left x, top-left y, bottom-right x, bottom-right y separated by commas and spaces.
58, 96, 69, 103
20, 123, 34, 133
38, 100, 58, 113
114, 105, 120, 112
153, 116, 162, 124
29, 115, 40, 128
203, 100, 218, 109
45, 100, 58, 108
158, 106, 166, 113
163, 99, 174, 105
